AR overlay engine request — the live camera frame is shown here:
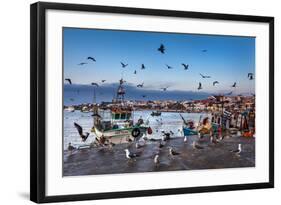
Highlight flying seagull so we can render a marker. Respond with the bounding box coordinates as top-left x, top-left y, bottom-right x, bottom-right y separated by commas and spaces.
141, 64, 146, 70
213, 81, 219, 86
198, 82, 202, 90
91, 82, 99, 87
67, 142, 76, 151
193, 141, 204, 149
248, 72, 253, 78
74, 122, 90, 142
200, 73, 211, 78
181, 63, 189, 70
169, 147, 180, 156
166, 64, 173, 69
231, 82, 237, 88
124, 149, 139, 160
158, 44, 165, 54
134, 70, 137, 74
137, 83, 144, 88
65, 78, 72, 84
101, 80, 106, 83
201, 49, 208, 52
120, 62, 128, 68
161, 87, 169, 91
142, 95, 147, 98
91, 113, 102, 118
87, 56, 96, 62
225, 91, 233, 96
78, 62, 87, 66
230, 144, 242, 155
